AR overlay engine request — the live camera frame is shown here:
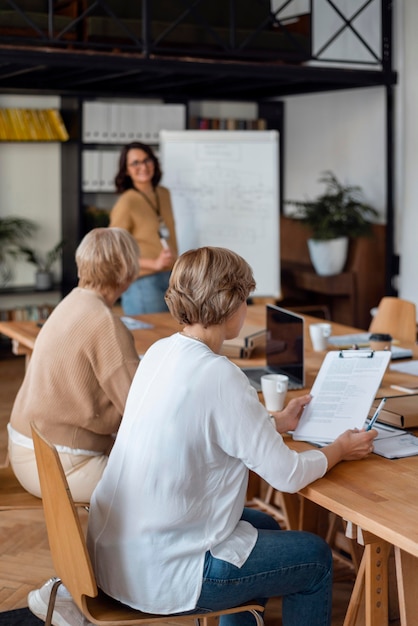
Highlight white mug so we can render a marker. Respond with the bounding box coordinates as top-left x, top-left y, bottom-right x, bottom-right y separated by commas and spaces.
261, 374, 289, 412
309, 323, 331, 351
